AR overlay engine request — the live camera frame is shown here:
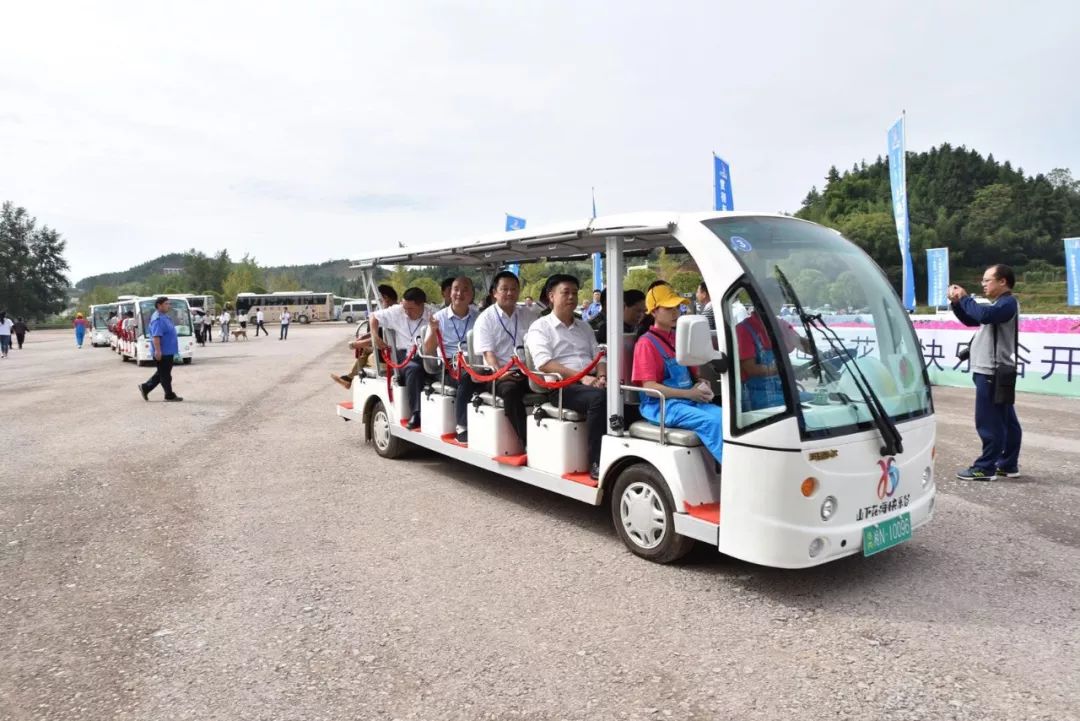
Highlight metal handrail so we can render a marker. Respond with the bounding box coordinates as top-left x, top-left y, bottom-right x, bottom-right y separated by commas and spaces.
620, 384, 667, 445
